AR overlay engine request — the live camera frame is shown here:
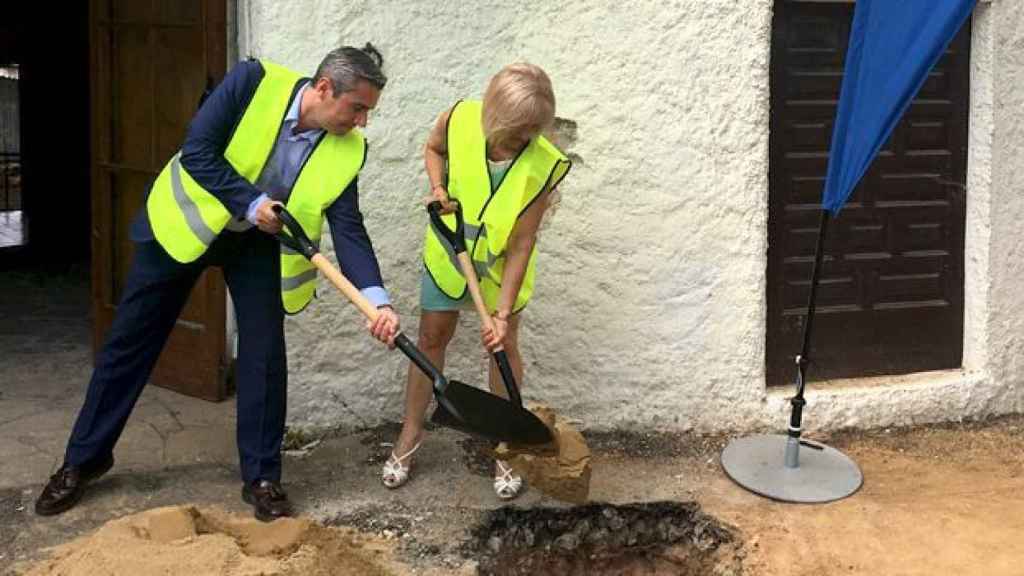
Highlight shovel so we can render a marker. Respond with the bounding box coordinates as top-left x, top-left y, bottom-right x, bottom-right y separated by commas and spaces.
272, 204, 551, 445
425, 200, 552, 442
